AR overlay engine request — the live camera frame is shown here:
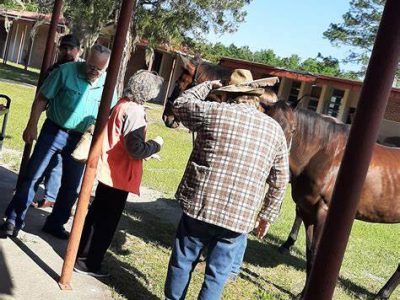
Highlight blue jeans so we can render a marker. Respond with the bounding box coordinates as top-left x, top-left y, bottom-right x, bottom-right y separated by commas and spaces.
5, 119, 85, 229
231, 234, 247, 276
164, 214, 246, 300
41, 153, 62, 202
